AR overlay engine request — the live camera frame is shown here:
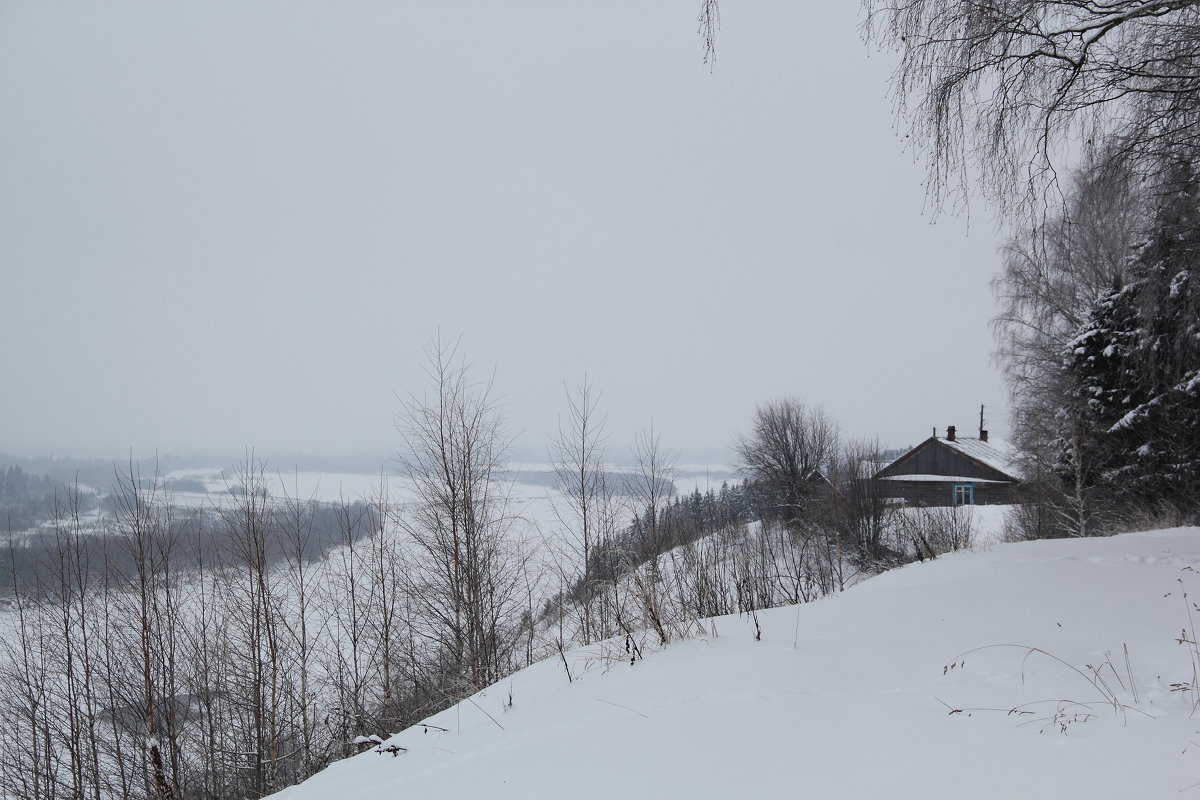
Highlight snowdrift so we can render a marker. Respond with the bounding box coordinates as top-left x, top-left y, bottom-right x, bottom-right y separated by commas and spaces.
271, 528, 1200, 799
